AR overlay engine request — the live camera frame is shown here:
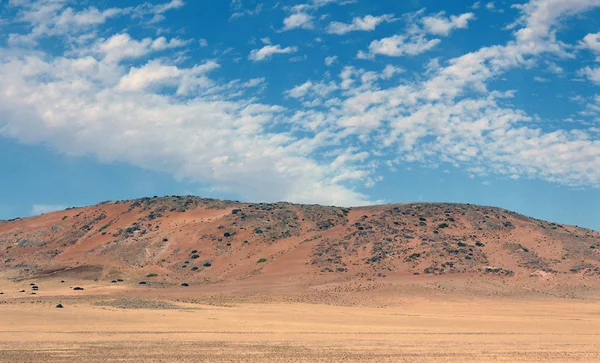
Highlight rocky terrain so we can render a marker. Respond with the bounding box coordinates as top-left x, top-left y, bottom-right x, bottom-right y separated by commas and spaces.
2, 196, 600, 362
0, 196, 599, 299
